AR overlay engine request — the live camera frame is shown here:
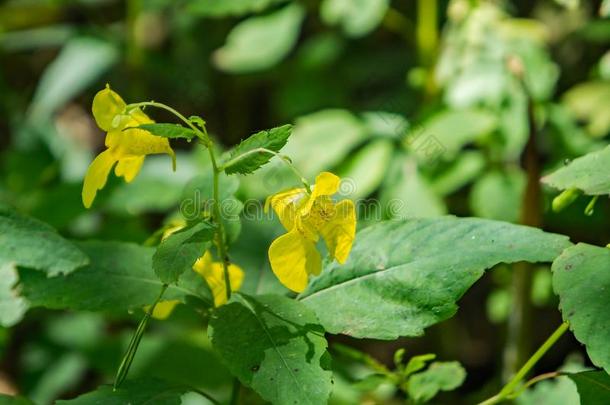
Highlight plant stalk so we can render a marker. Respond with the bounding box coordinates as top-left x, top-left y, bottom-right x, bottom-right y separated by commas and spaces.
479, 322, 569, 405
